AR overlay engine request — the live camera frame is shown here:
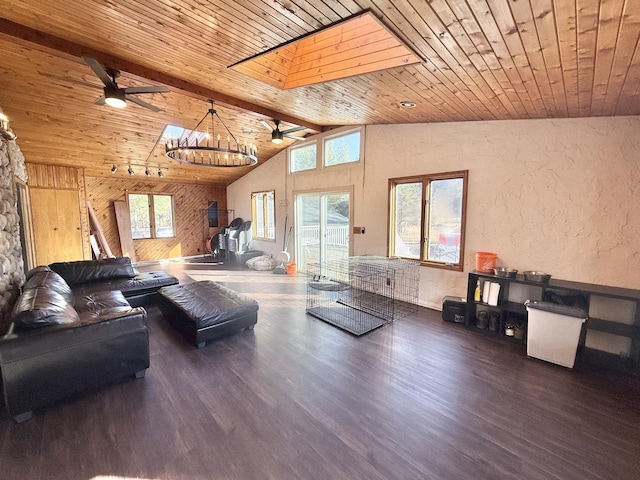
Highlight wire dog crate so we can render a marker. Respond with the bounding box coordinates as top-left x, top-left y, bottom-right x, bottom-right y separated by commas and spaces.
306, 256, 420, 336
